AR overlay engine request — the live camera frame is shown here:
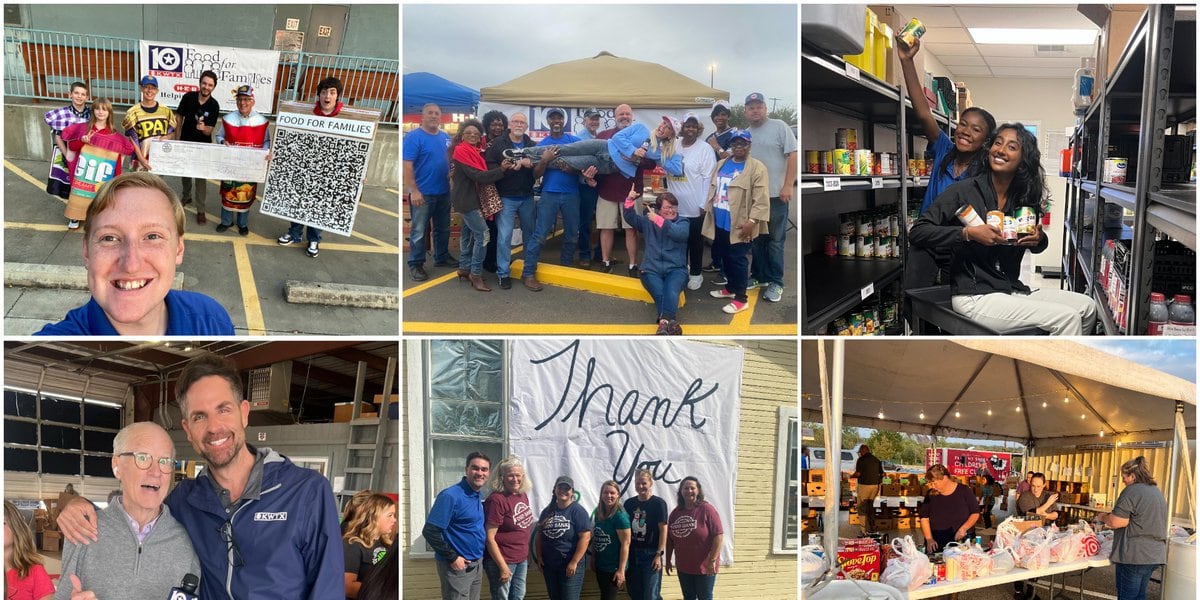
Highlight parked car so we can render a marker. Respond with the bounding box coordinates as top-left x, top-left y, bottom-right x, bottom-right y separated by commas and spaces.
809, 447, 857, 474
